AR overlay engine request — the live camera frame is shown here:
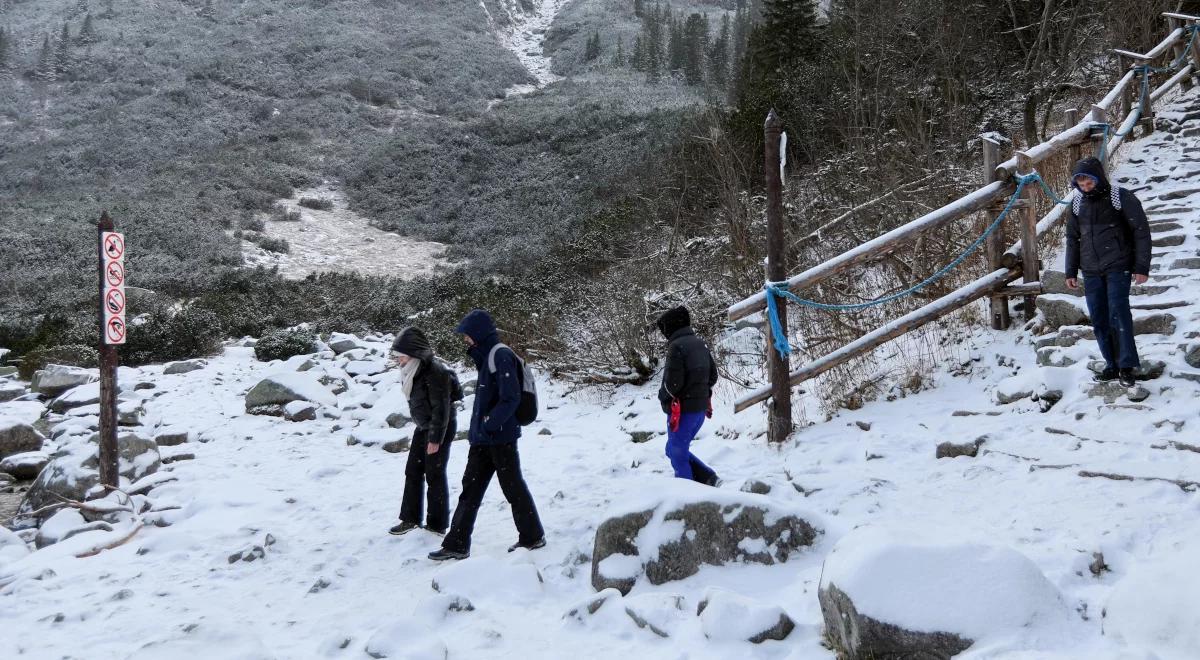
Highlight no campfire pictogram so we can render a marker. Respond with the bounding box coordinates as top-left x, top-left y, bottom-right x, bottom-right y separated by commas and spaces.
106, 316, 126, 344
105, 261, 125, 287
103, 232, 125, 260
